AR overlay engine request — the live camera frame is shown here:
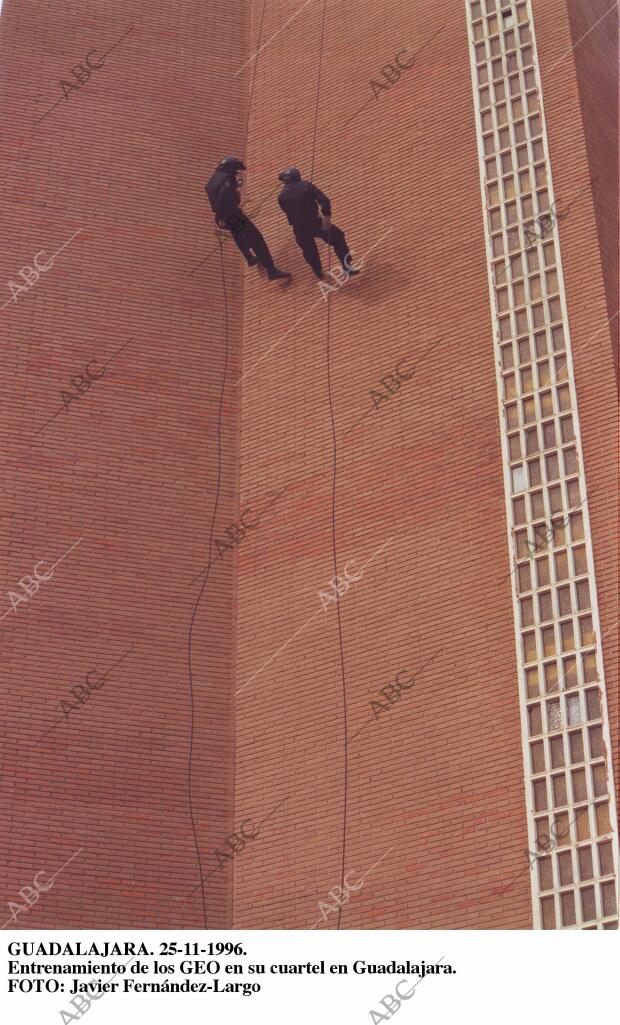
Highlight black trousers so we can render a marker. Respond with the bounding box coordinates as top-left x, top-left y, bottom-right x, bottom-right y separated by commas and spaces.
292, 219, 350, 276
221, 214, 276, 272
